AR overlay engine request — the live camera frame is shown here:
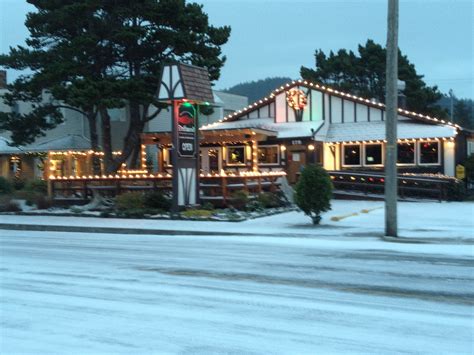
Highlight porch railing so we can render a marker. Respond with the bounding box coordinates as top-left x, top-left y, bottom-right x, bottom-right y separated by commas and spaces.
48, 171, 286, 206
328, 171, 459, 201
